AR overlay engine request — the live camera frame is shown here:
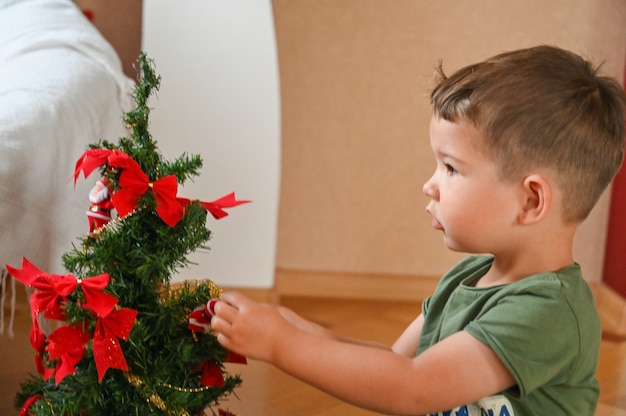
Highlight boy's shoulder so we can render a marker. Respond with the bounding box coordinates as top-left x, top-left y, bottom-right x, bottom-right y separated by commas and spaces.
434, 255, 593, 303
433, 255, 492, 292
